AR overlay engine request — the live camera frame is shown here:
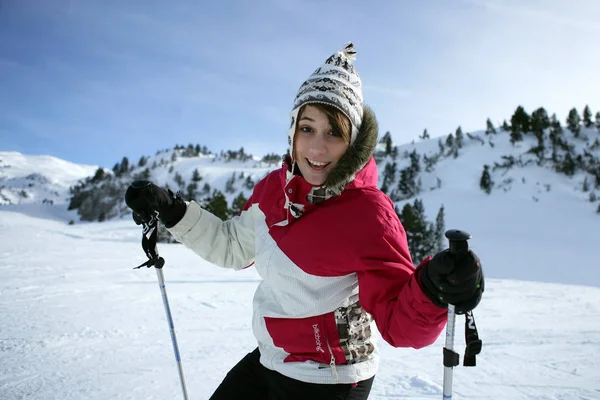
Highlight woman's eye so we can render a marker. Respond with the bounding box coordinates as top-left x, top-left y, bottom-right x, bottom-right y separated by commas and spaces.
329, 131, 341, 137
300, 126, 312, 133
